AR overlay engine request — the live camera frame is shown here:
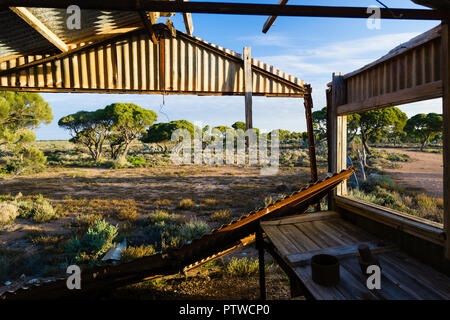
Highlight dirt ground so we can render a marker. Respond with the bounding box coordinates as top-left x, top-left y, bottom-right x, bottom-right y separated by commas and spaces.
379, 148, 443, 198
0, 164, 317, 298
